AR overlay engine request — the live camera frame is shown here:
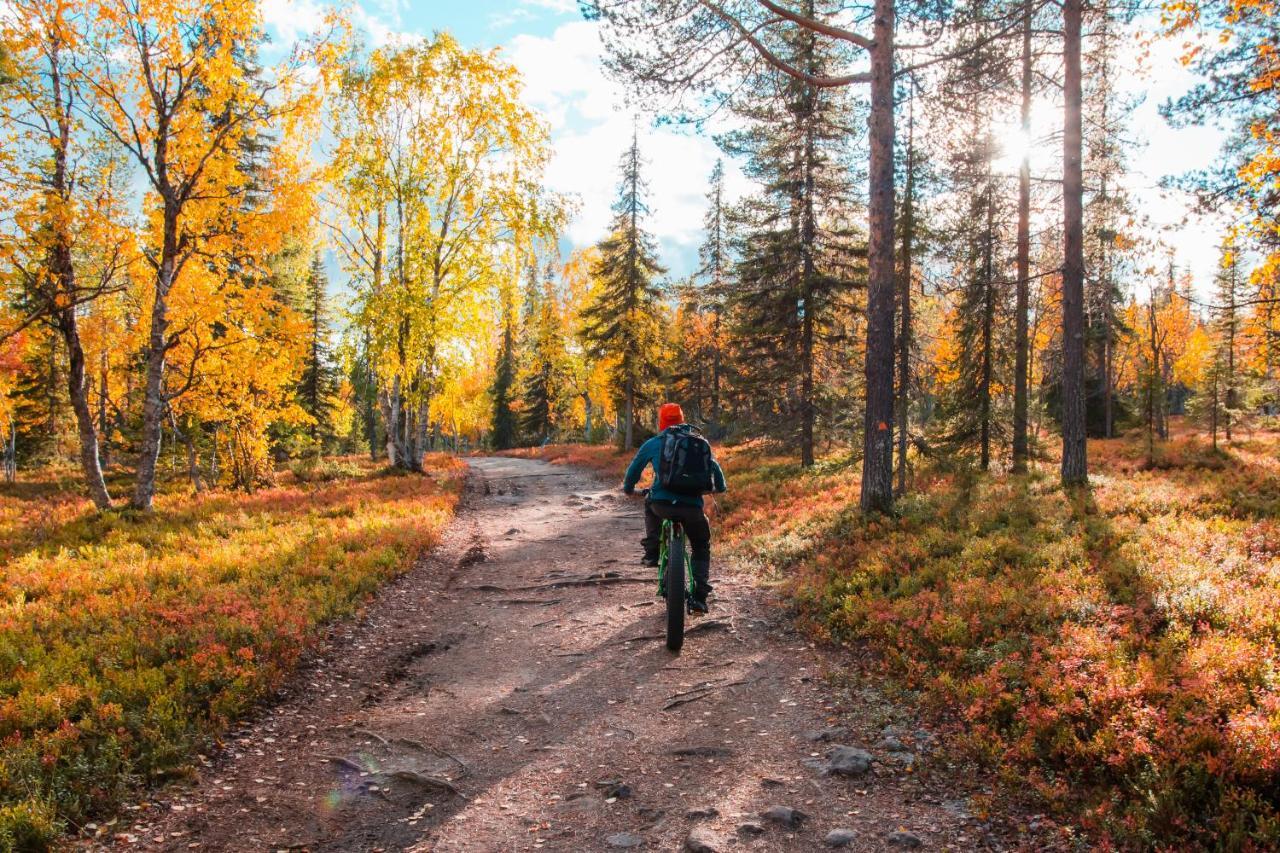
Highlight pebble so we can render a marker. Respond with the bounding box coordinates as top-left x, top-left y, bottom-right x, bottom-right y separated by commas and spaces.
761, 806, 808, 828
887, 830, 923, 848
685, 831, 719, 852
606, 832, 644, 849
736, 823, 766, 837
686, 807, 720, 821
824, 828, 858, 848
825, 745, 874, 777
